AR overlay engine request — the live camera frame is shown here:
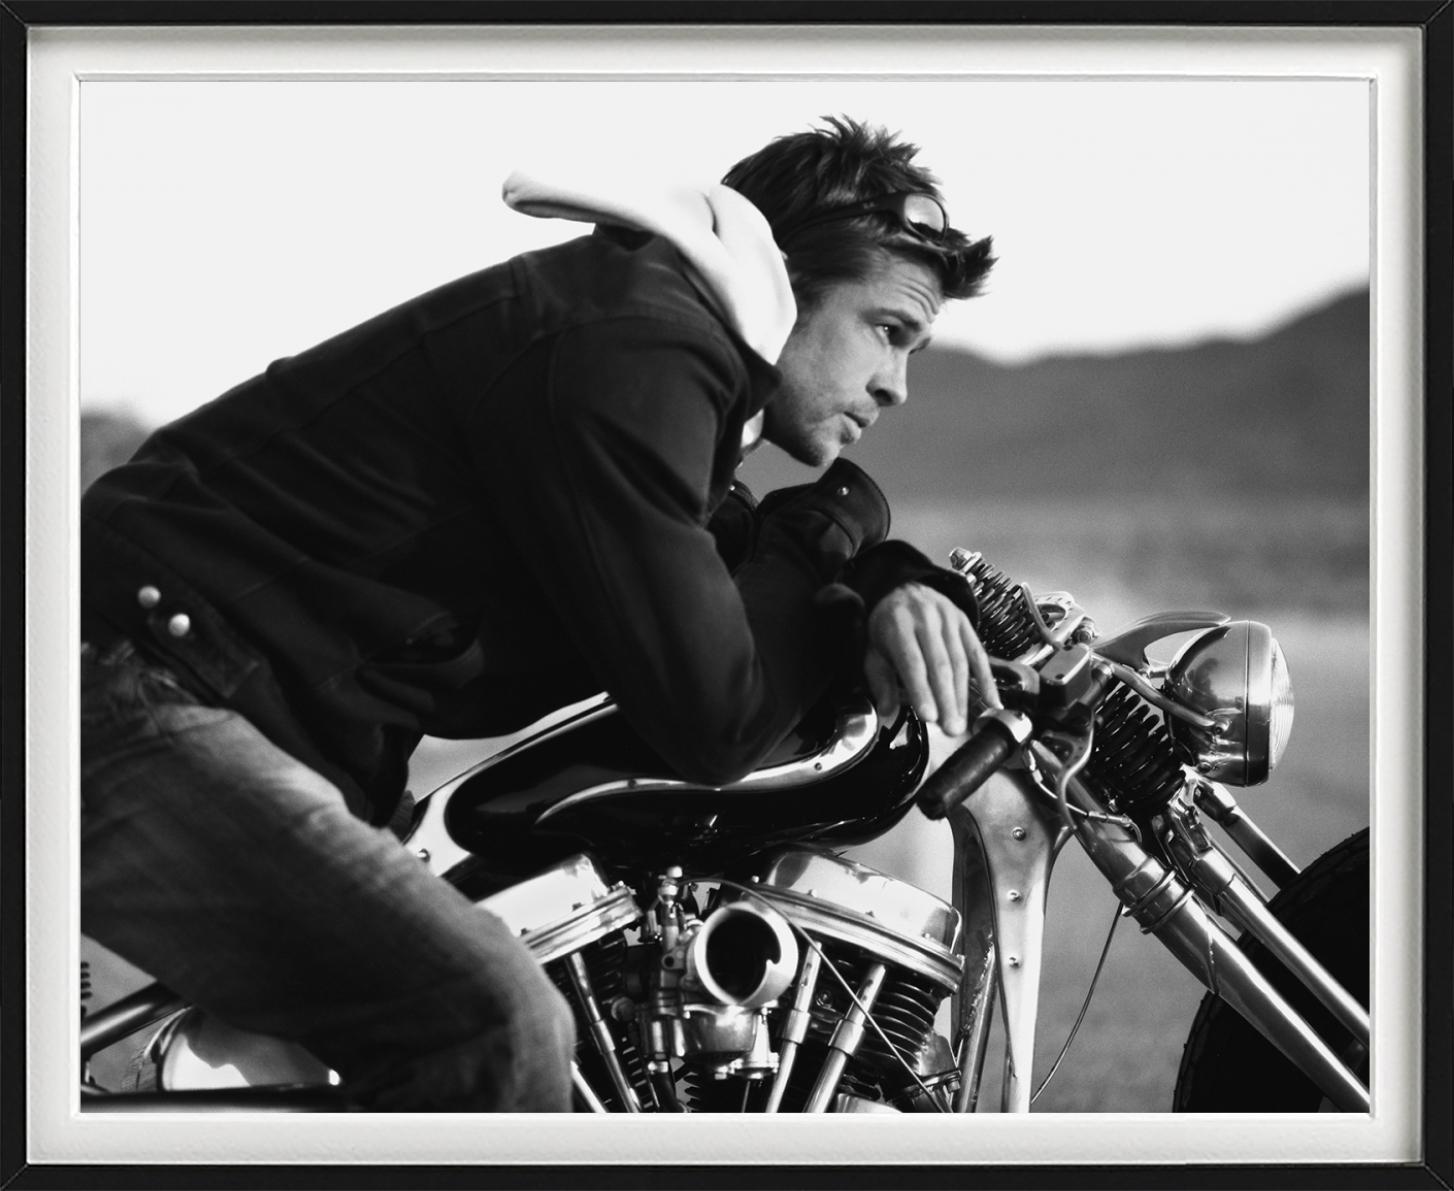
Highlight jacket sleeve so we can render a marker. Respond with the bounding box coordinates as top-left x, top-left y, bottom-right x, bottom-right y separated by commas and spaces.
469, 315, 887, 786
752, 486, 979, 626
